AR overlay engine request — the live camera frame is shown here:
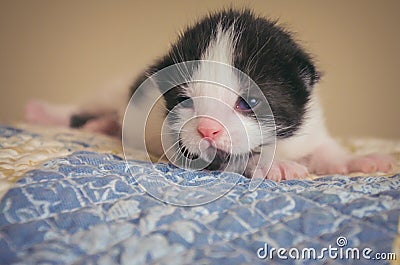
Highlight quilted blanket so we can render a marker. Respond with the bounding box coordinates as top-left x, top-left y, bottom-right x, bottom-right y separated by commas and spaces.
0, 124, 399, 264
